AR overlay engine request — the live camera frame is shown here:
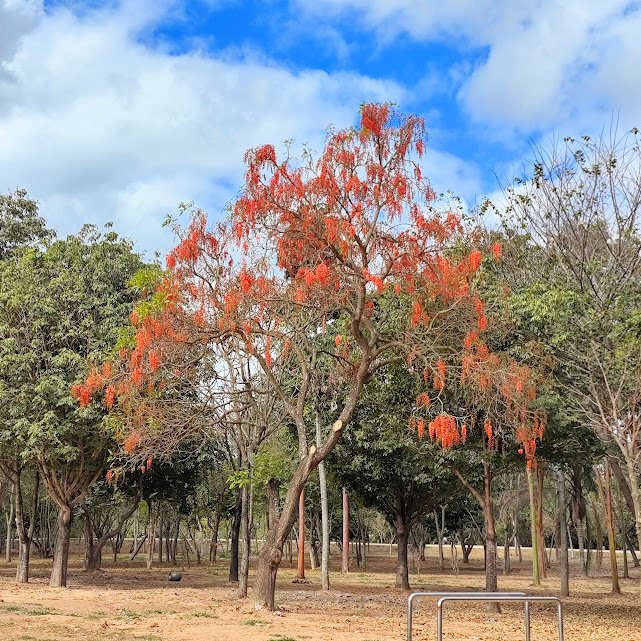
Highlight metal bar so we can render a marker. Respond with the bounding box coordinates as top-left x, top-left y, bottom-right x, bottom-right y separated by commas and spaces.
407, 592, 526, 641
436, 596, 563, 641
525, 601, 530, 641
